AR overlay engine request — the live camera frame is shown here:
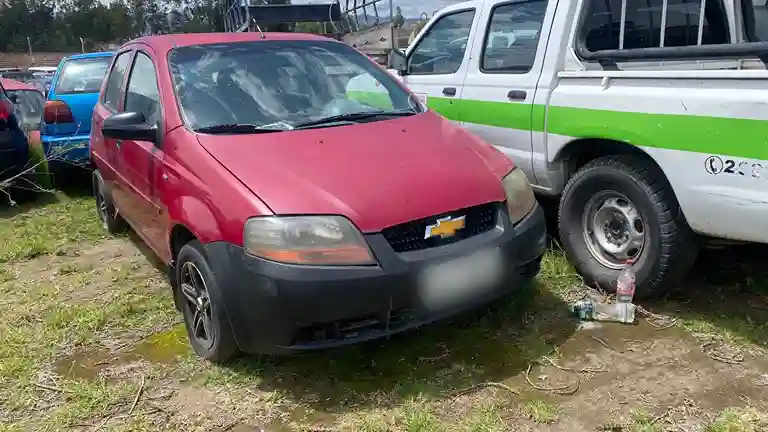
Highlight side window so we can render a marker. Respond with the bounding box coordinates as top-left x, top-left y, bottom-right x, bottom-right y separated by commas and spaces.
103, 52, 132, 111
481, 0, 548, 73
124, 52, 162, 126
581, 0, 729, 53
743, 0, 768, 41
408, 10, 476, 75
